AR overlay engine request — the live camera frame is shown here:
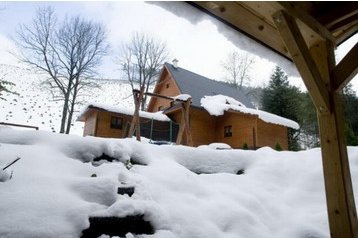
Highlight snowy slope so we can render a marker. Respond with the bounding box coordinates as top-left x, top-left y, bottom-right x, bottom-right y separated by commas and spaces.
0, 64, 134, 135
1, 127, 358, 237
